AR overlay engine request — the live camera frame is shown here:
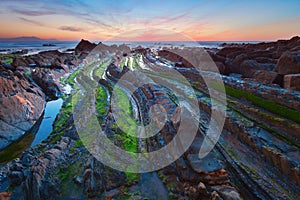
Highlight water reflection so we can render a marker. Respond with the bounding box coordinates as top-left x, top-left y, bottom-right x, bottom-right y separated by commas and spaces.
0, 98, 63, 164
